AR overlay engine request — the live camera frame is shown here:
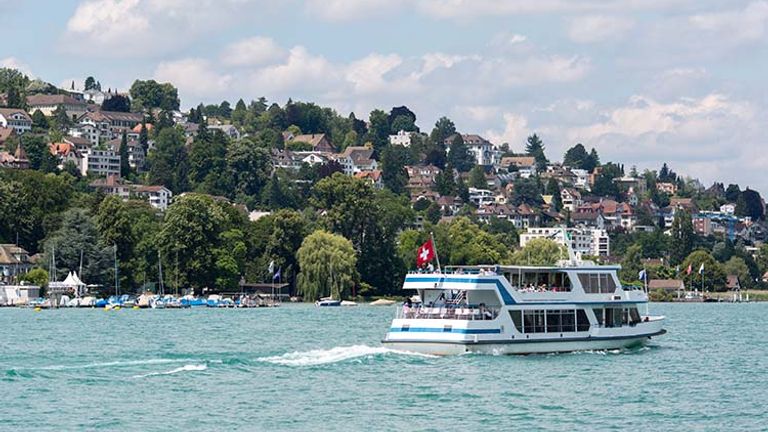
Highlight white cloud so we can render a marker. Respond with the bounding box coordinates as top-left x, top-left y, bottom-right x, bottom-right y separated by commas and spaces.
690, 1, 768, 43
248, 46, 340, 96
485, 113, 530, 147
154, 58, 232, 100
493, 55, 592, 86
567, 15, 634, 43
63, 0, 275, 57
221, 37, 286, 67
0, 57, 32, 76
346, 53, 405, 94
304, 0, 404, 21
